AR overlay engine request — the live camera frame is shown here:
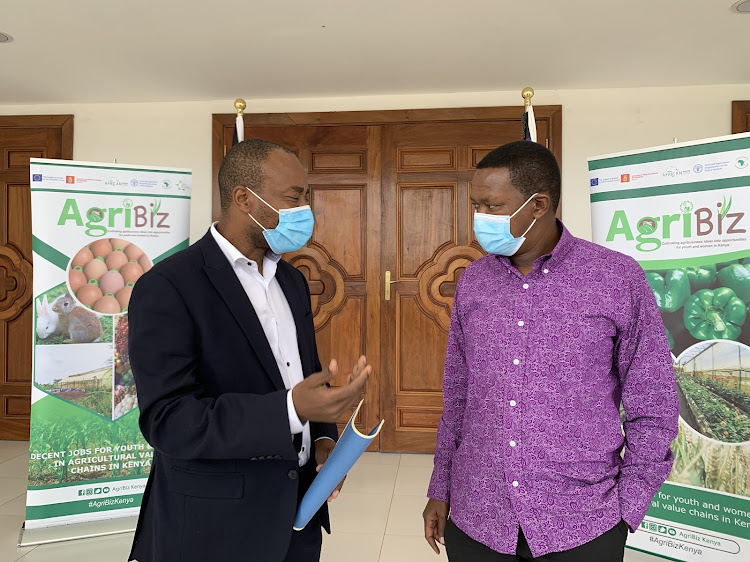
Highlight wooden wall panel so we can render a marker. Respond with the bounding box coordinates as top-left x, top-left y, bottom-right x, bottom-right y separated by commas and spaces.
397, 295, 447, 394
398, 184, 456, 278
310, 186, 365, 279
6, 150, 45, 171
398, 147, 457, 172
310, 151, 366, 173
732, 101, 750, 134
